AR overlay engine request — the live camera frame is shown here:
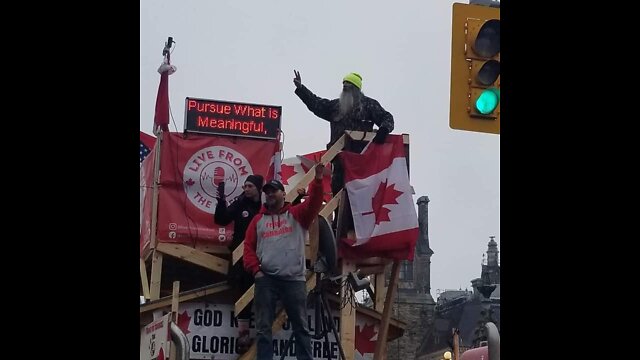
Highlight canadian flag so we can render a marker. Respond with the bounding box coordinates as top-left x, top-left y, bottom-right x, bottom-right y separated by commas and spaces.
339, 135, 418, 260
279, 150, 332, 202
